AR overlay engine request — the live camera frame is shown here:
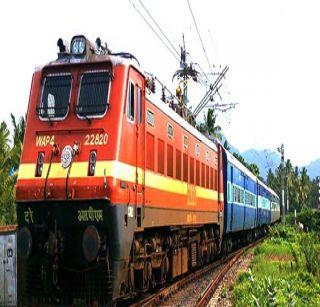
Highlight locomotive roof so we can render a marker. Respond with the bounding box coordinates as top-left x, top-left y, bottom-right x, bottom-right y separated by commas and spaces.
40, 53, 141, 73
147, 91, 218, 153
